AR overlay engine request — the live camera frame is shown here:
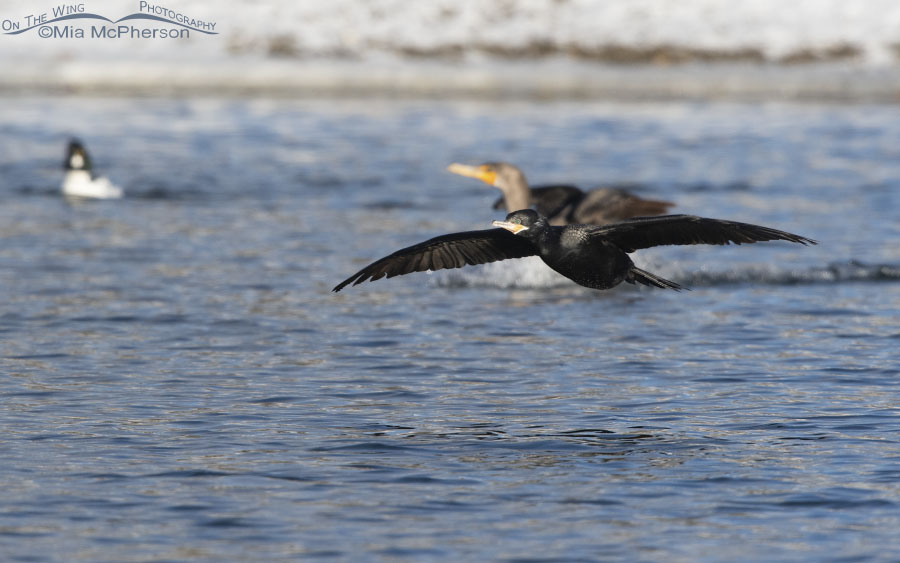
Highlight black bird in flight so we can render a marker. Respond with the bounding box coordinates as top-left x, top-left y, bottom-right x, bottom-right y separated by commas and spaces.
333, 210, 815, 293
